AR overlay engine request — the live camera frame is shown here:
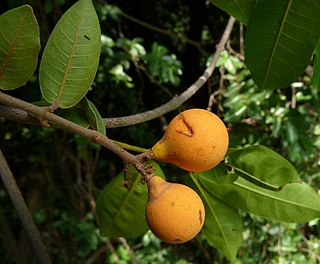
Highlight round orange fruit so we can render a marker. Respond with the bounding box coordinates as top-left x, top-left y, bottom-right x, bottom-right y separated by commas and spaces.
151, 108, 229, 172
145, 176, 205, 244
